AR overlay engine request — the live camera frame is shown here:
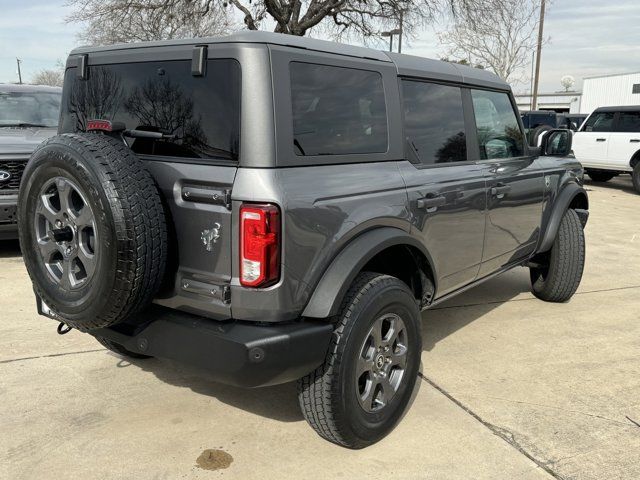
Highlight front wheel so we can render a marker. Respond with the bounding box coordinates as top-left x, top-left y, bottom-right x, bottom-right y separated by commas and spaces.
632, 163, 640, 194
530, 209, 585, 302
297, 272, 422, 449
